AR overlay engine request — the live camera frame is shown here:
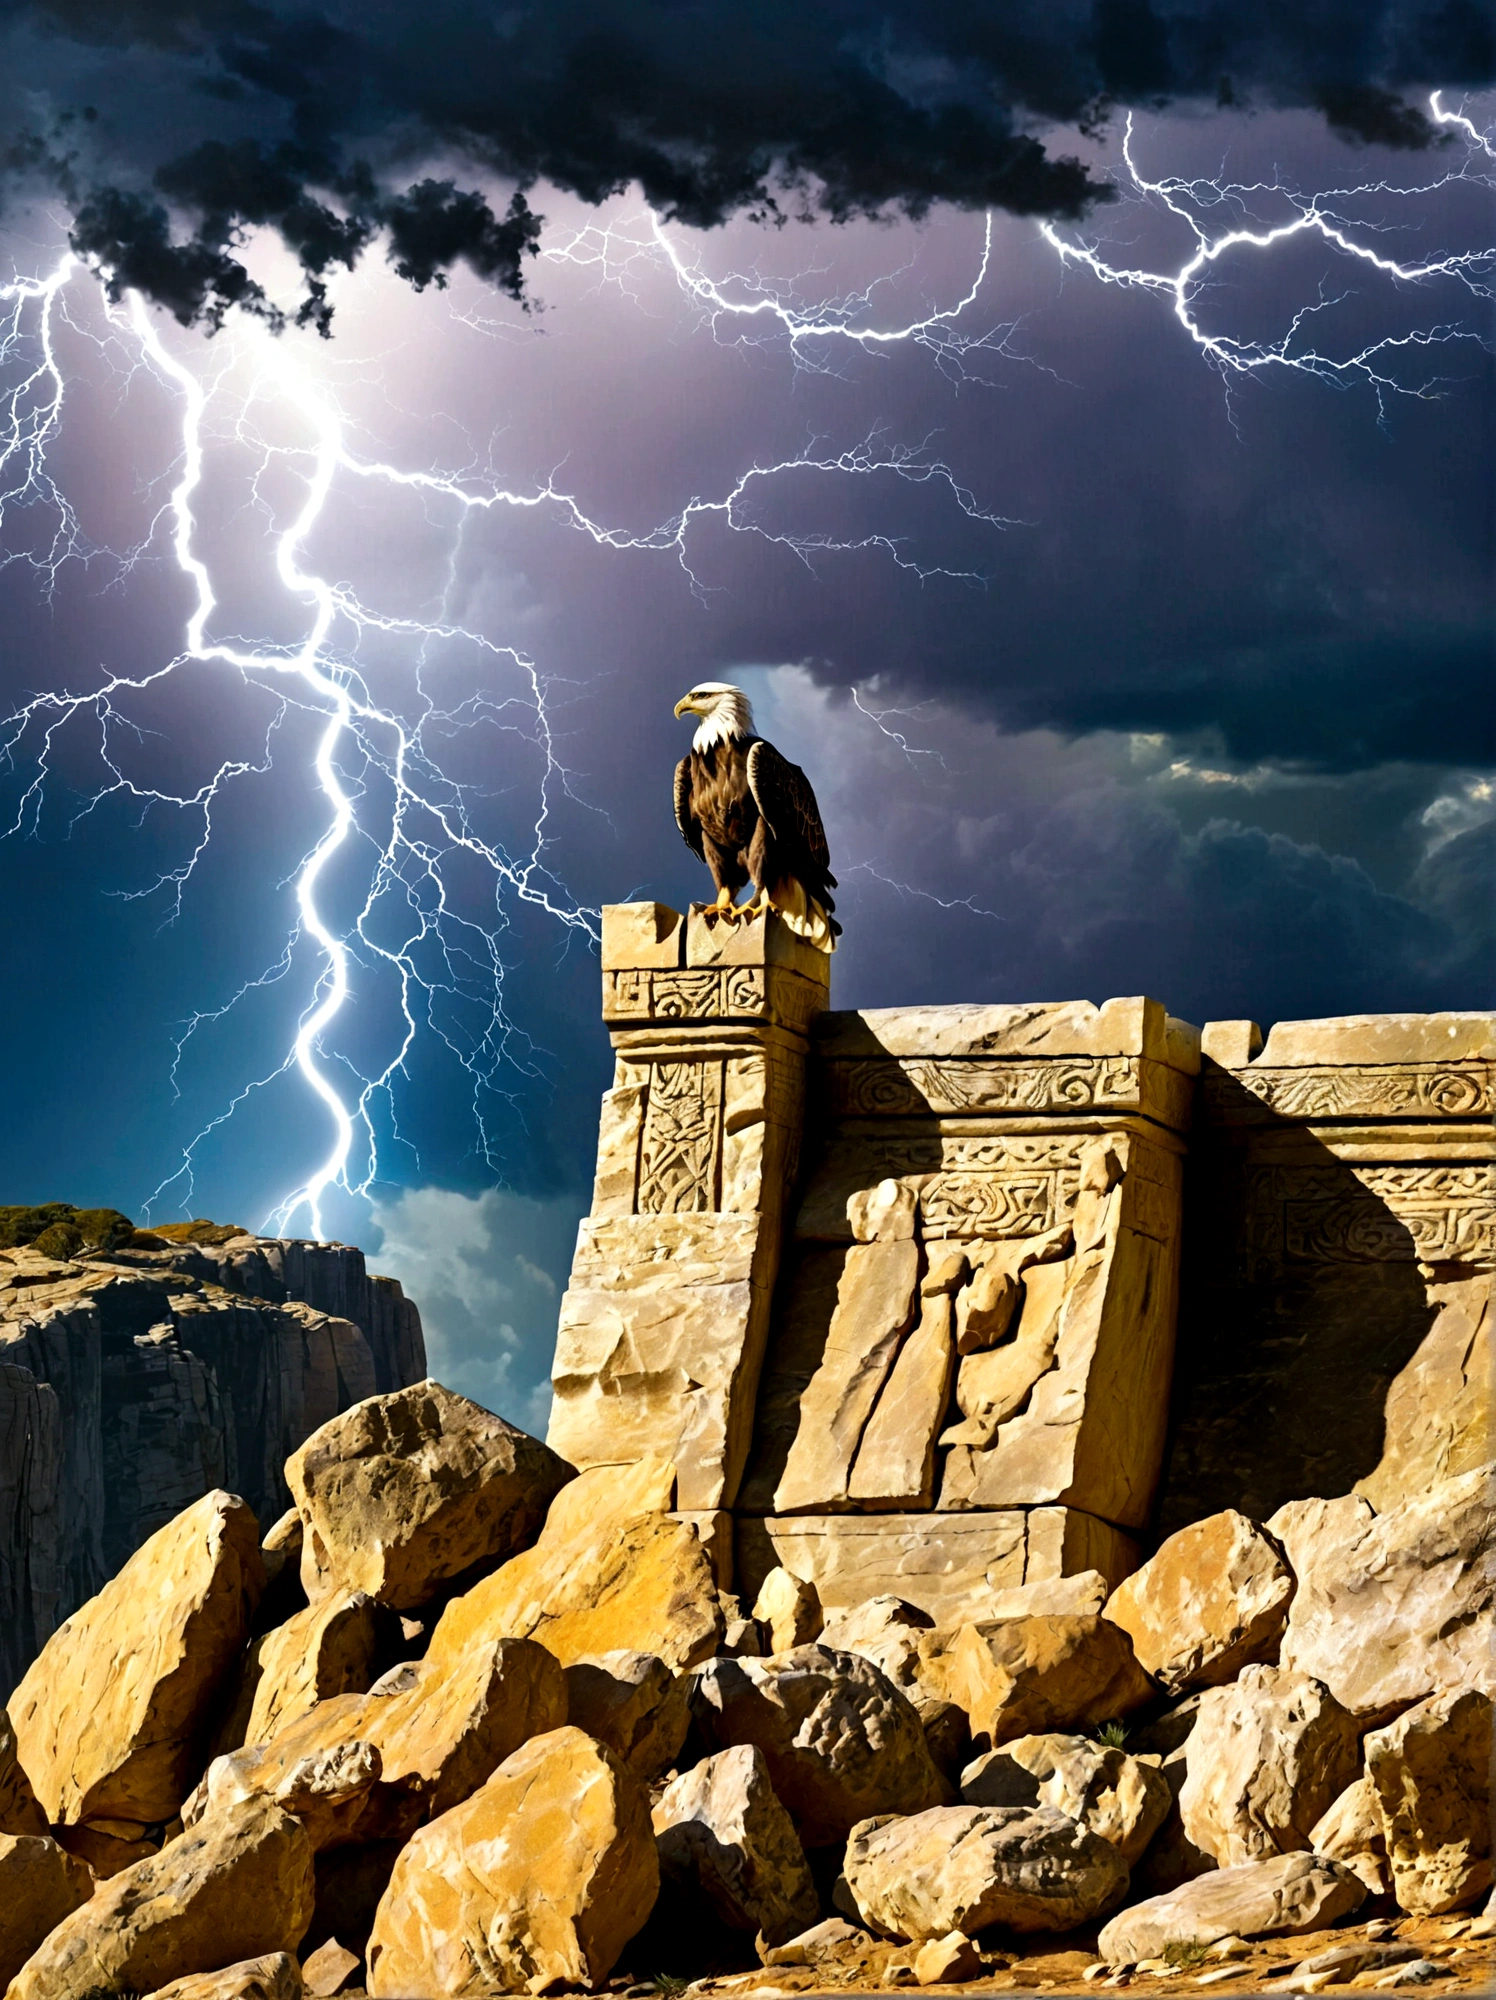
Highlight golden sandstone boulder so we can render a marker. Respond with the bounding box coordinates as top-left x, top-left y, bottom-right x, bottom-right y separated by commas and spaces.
287, 1382, 572, 1611
364, 1726, 658, 1996
1309, 1776, 1391, 1897
1102, 1510, 1294, 1696
1097, 1851, 1366, 1964
960, 1734, 1172, 1866
691, 1645, 949, 1847
145, 1954, 304, 2000
0, 1834, 93, 1987
0, 1713, 45, 1837
839, 1803, 1129, 1940
430, 1457, 723, 1671
1364, 1688, 1493, 1916
653, 1744, 820, 1945
214, 1593, 384, 1757
7, 1797, 315, 2000
197, 1634, 566, 1844
917, 1616, 1154, 1750
1271, 1467, 1496, 1719
1178, 1663, 1361, 1868
563, 1652, 691, 1783
10, 1490, 264, 1828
